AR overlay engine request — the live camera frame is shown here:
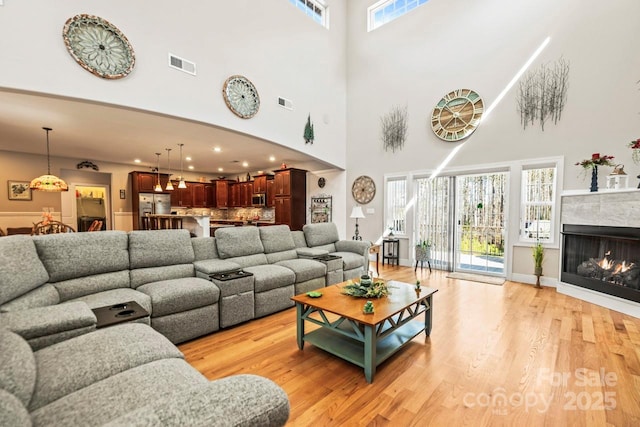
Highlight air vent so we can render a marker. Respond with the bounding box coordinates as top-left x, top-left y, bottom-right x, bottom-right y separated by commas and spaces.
168, 53, 196, 75
278, 97, 293, 110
